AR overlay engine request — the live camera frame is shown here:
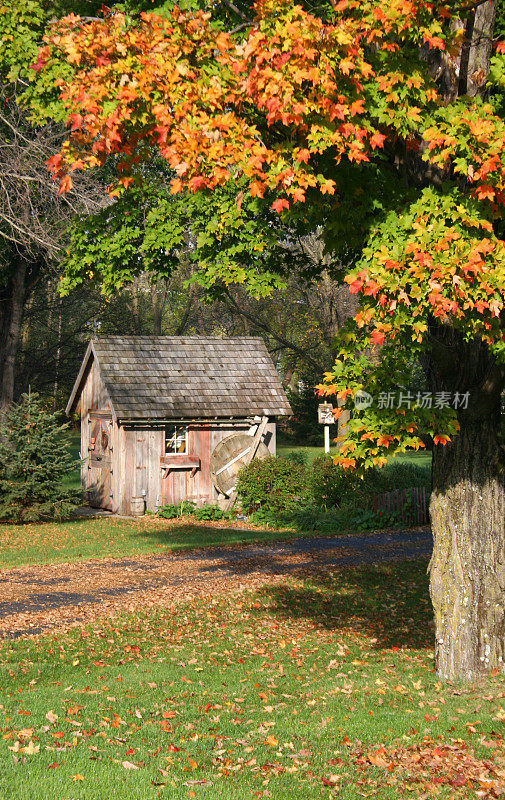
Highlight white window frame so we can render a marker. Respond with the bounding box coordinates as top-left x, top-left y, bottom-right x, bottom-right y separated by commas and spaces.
165, 425, 188, 455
